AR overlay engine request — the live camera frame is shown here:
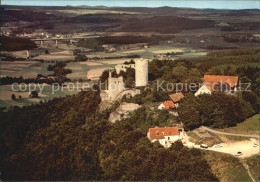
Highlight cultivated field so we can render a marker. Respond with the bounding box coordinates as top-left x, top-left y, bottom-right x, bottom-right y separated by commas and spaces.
35, 54, 74, 61
1, 39, 207, 81
0, 61, 52, 78
0, 84, 82, 108
151, 48, 183, 54
53, 9, 140, 15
